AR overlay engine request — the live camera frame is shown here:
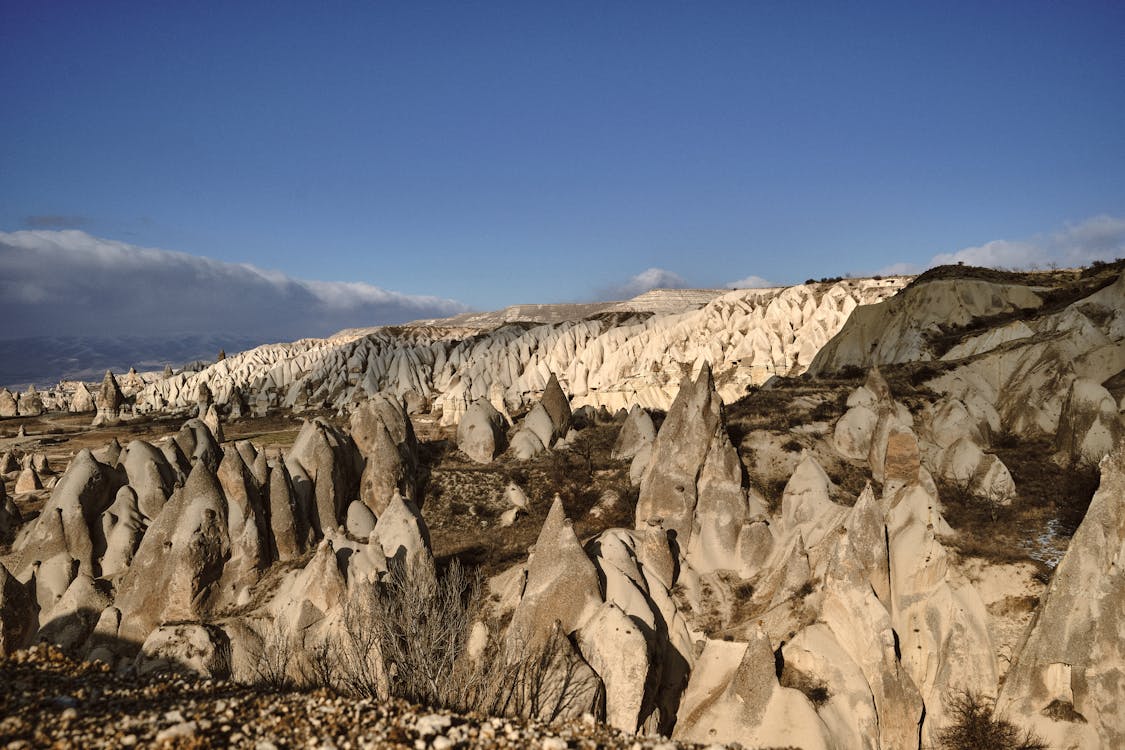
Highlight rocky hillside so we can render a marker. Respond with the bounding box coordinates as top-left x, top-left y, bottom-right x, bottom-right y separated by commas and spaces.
1, 262, 1123, 749
117, 278, 906, 424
